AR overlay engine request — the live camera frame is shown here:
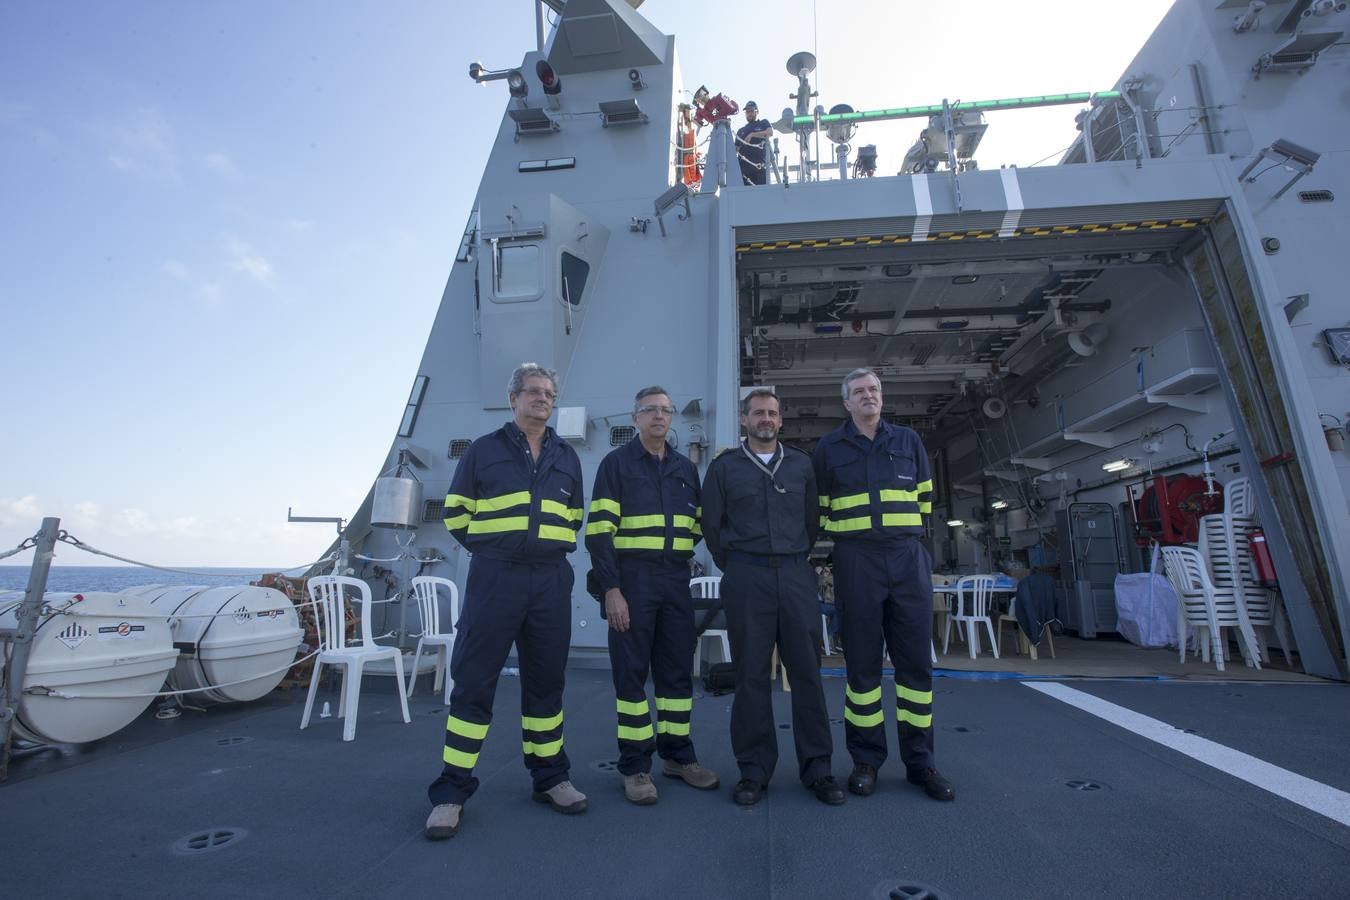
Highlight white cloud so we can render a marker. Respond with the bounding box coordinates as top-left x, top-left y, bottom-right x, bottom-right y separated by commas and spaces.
283, 217, 314, 232
202, 150, 235, 172
162, 259, 192, 280
226, 236, 275, 282
0, 495, 41, 526
99, 108, 179, 180
73, 502, 101, 526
